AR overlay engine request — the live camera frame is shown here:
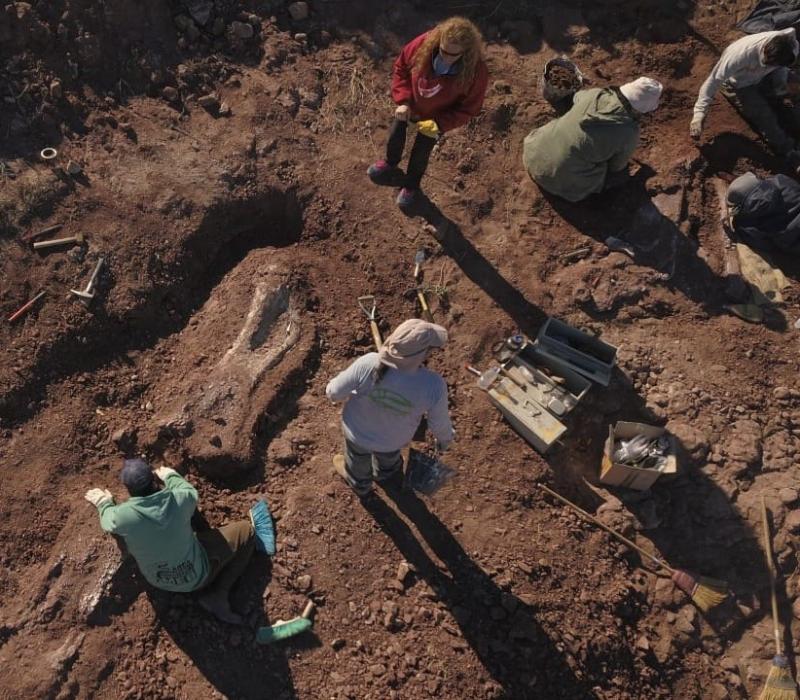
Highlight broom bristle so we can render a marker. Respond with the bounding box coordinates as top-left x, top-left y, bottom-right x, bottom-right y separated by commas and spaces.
760, 655, 799, 700
671, 569, 728, 612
